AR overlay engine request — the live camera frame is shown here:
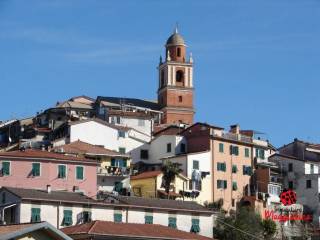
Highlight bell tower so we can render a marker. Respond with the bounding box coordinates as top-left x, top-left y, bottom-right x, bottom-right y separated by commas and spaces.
158, 27, 194, 125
